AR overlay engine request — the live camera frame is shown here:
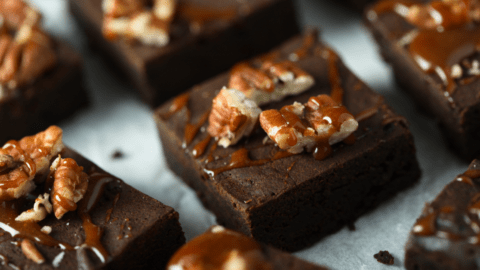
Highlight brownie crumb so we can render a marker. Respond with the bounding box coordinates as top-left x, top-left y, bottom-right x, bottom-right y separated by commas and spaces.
111, 150, 124, 160
374, 250, 394, 265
